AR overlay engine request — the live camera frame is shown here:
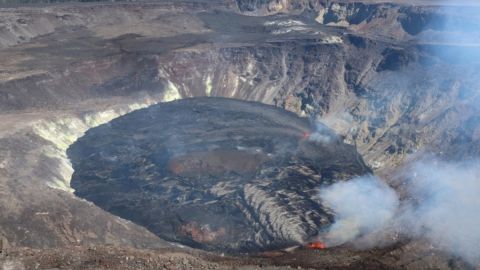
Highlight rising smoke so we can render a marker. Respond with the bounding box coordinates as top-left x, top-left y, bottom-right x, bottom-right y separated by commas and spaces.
307, 121, 338, 144
404, 159, 480, 264
319, 175, 399, 247
318, 158, 480, 265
